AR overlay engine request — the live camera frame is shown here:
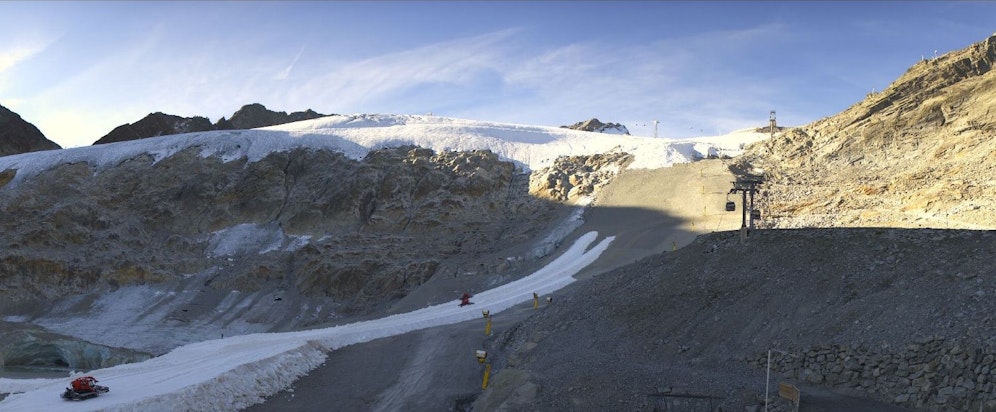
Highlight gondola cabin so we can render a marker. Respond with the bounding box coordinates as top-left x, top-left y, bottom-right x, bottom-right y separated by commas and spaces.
725, 201, 736, 212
